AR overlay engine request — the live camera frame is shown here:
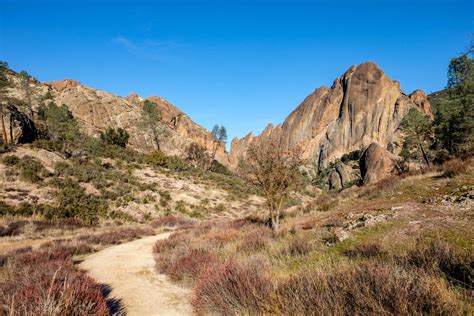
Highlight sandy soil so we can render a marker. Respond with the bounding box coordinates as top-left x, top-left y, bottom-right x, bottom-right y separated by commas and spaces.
80, 232, 192, 316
